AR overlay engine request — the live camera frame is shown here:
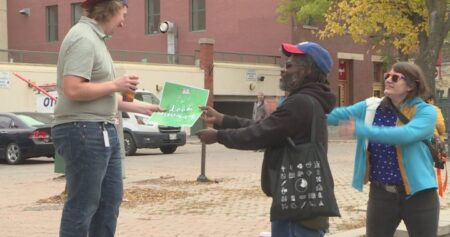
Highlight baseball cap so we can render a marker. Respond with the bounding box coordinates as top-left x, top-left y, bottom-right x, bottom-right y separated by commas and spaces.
81, 0, 128, 9
281, 42, 332, 74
